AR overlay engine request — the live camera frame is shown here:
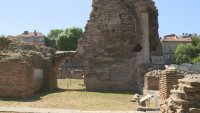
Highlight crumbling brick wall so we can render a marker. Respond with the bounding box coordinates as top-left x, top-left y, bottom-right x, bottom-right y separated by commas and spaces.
0, 38, 58, 98
159, 69, 184, 100
0, 61, 34, 98
160, 72, 200, 113
76, 0, 162, 91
